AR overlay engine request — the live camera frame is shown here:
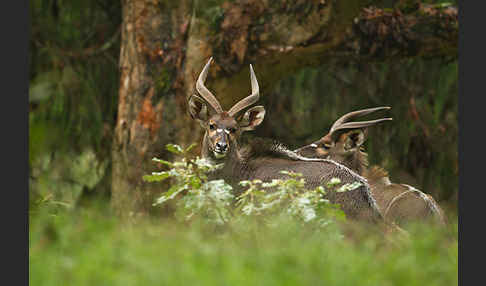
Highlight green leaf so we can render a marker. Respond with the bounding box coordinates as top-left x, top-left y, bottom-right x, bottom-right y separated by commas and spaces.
166, 144, 184, 154
143, 172, 170, 182
279, 170, 303, 178
262, 180, 280, 188
152, 157, 173, 167
336, 182, 362, 193
327, 178, 341, 187
185, 143, 197, 153
239, 180, 251, 187
189, 176, 202, 189
153, 184, 188, 206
